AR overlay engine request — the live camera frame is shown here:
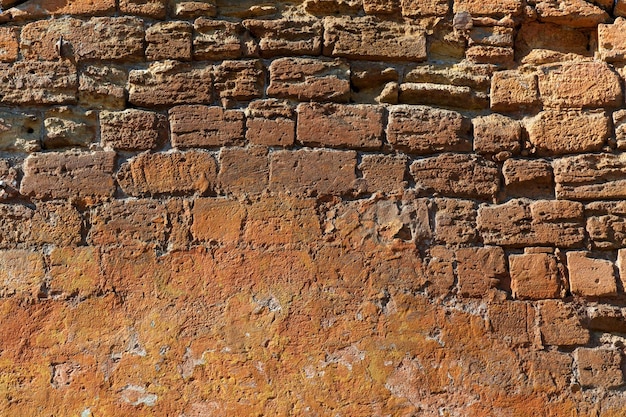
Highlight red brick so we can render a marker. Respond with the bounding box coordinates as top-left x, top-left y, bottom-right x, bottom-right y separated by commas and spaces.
100, 109, 166, 151
566, 252, 617, 297
267, 57, 350, 102
191, 198, 246, 245
433, 199, 477, 245
539, 300, 590, 346
245, 99, 295, 147
456, 246, 507, 298
0, 61, 77, 105
575, 348, 624, 388
193, 18, 257, 60
20, 151, 115, 204
120, 0, 167, 19
244, 18, 322, 57
0, 250, 45, 298
553, 154, 626, 200
169, 105, 244, 148
214, 60, 264, 105
218, 147, 269, 196
146, 21, 193, 61
269, 149, 357, 196
472, 114, 521, 157
490, 70, 540, 112
117, 151, 217, 196
510, 252, 563, 300
296, 103, 384, 149
0, 27, 18, 62
358, 154, 407, 194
